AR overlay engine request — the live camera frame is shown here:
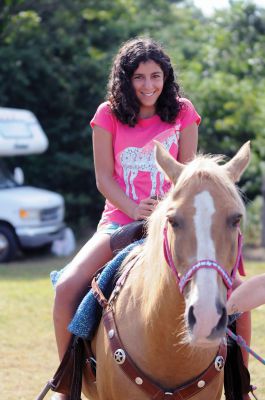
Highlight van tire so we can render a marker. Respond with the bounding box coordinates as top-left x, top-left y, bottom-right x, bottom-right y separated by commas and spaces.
0, 225, 19, 263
